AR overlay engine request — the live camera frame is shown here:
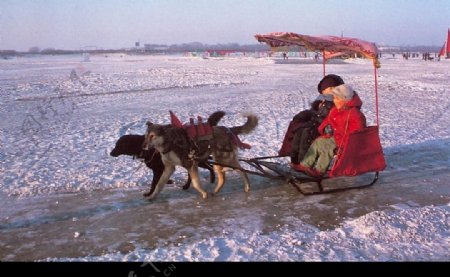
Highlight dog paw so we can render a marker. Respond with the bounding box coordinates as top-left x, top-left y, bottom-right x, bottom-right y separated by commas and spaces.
143, 191, 156, 199
201, 192, 208, 199
244, 186, 251, 193
182, 184, 190, 190
145, 195, 156, 201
